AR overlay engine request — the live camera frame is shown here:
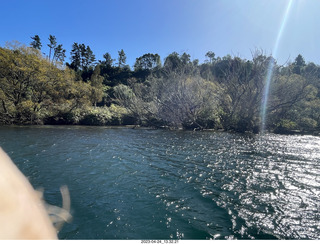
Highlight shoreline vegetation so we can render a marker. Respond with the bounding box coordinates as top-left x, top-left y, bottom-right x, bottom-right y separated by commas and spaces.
2, 124, 319, 137
1, 36, 320, 135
